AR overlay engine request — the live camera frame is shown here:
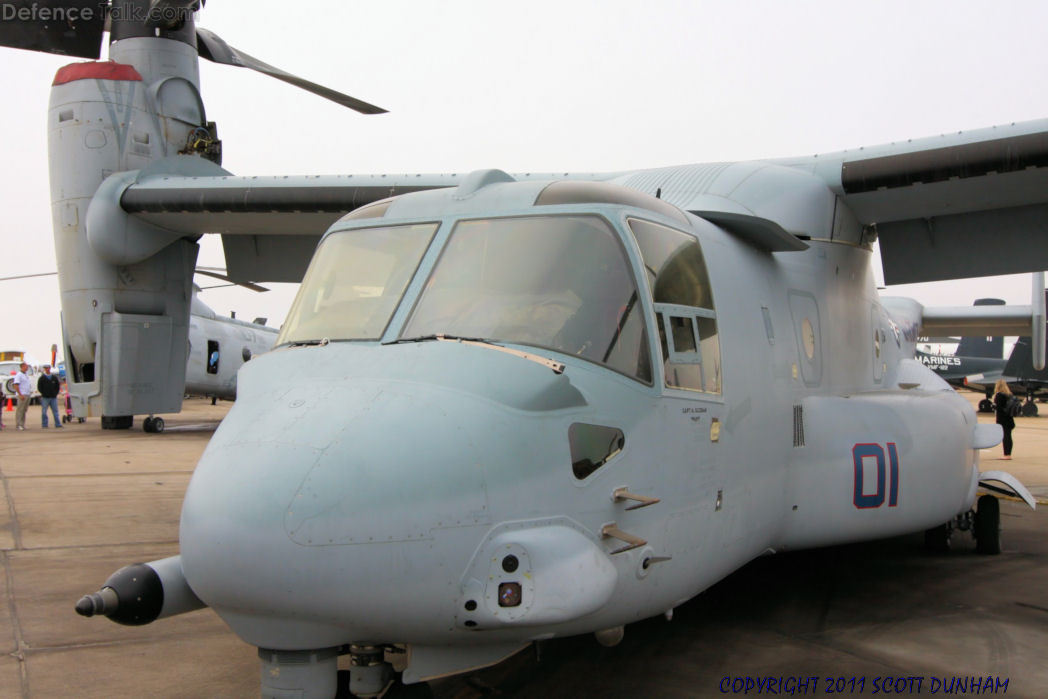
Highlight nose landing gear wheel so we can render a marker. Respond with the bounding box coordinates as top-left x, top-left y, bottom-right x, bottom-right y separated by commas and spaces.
974, 494, 1001, 555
